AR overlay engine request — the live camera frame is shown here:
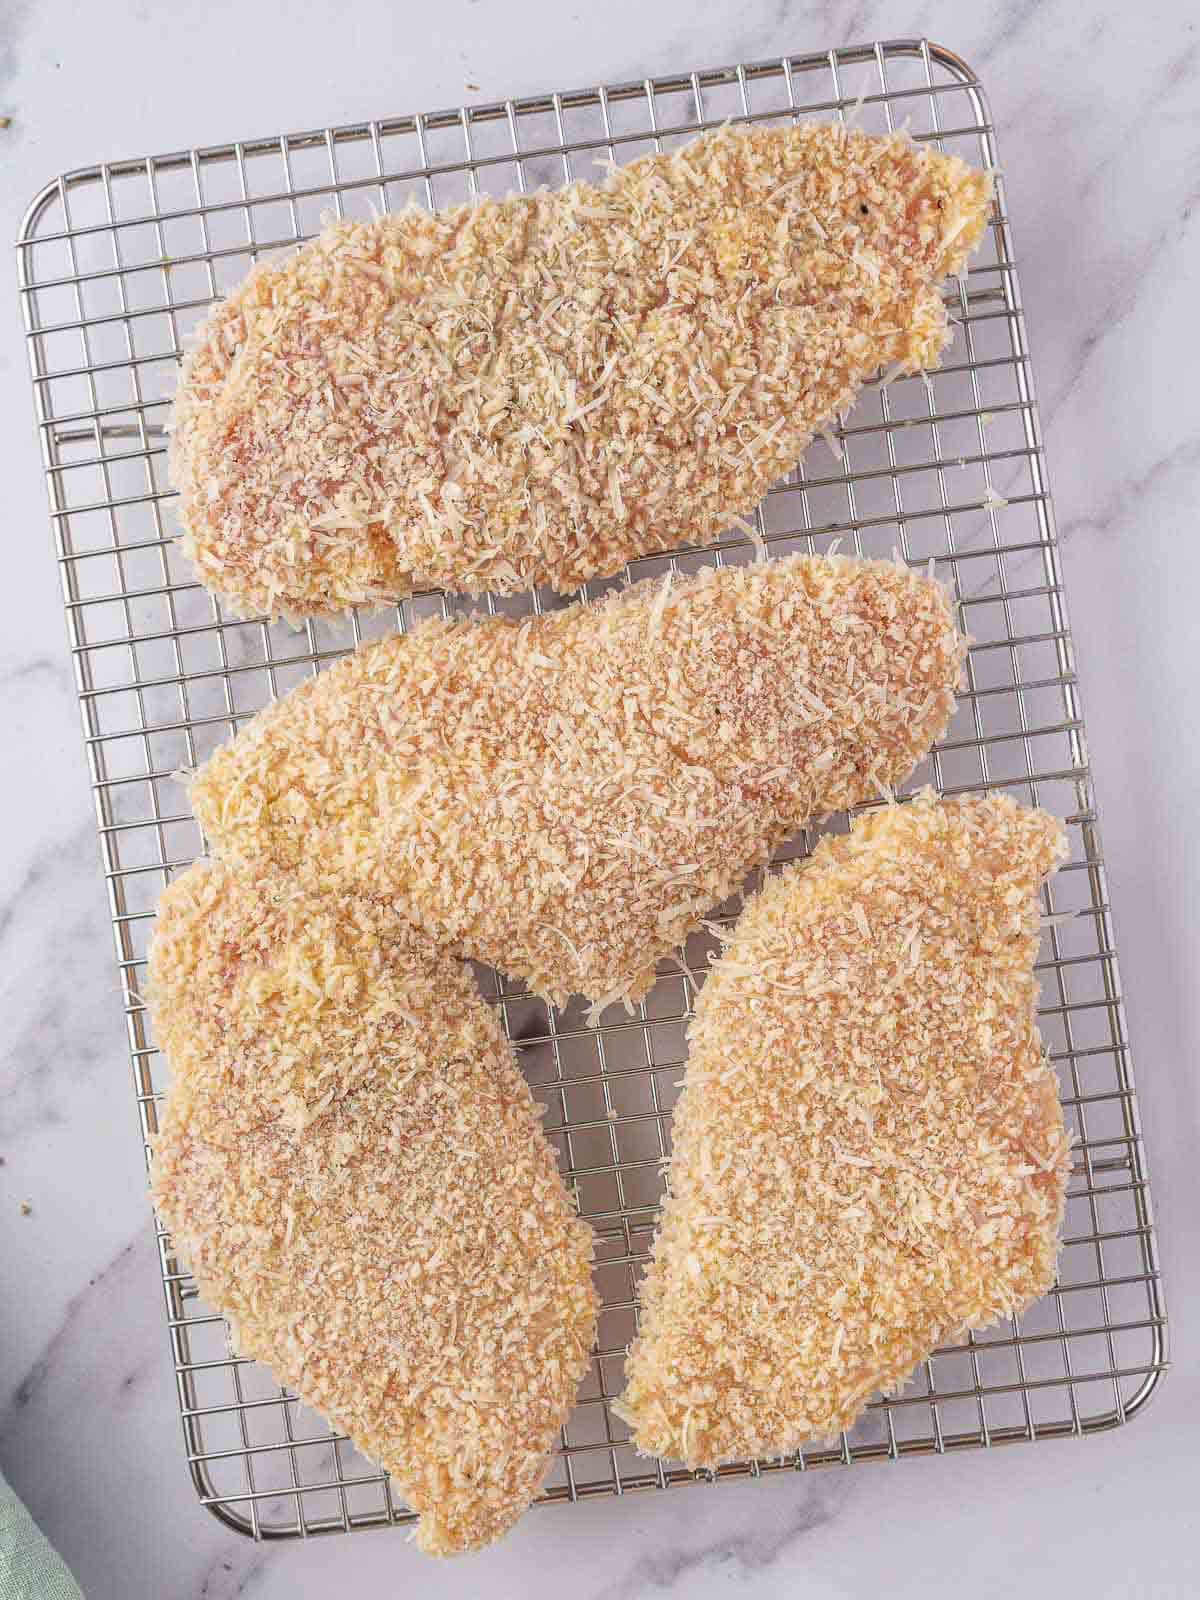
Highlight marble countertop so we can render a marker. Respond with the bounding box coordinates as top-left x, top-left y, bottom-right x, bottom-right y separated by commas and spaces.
1, 2, 1197, 1596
